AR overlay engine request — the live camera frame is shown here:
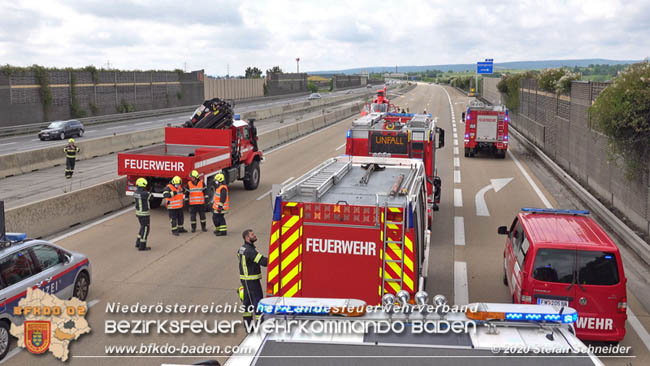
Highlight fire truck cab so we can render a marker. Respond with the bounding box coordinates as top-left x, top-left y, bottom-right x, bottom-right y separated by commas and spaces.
463, 100, 508, 158
345, 112, 444, 224
266, 156, 431, 306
